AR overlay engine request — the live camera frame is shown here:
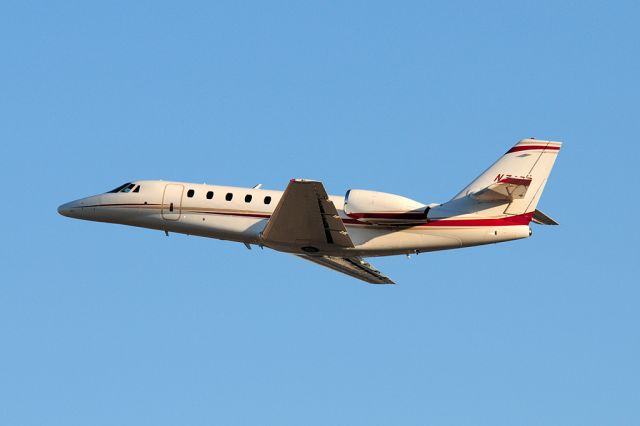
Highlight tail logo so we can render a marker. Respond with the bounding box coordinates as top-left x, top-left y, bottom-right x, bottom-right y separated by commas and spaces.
495, 173, 532, 183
